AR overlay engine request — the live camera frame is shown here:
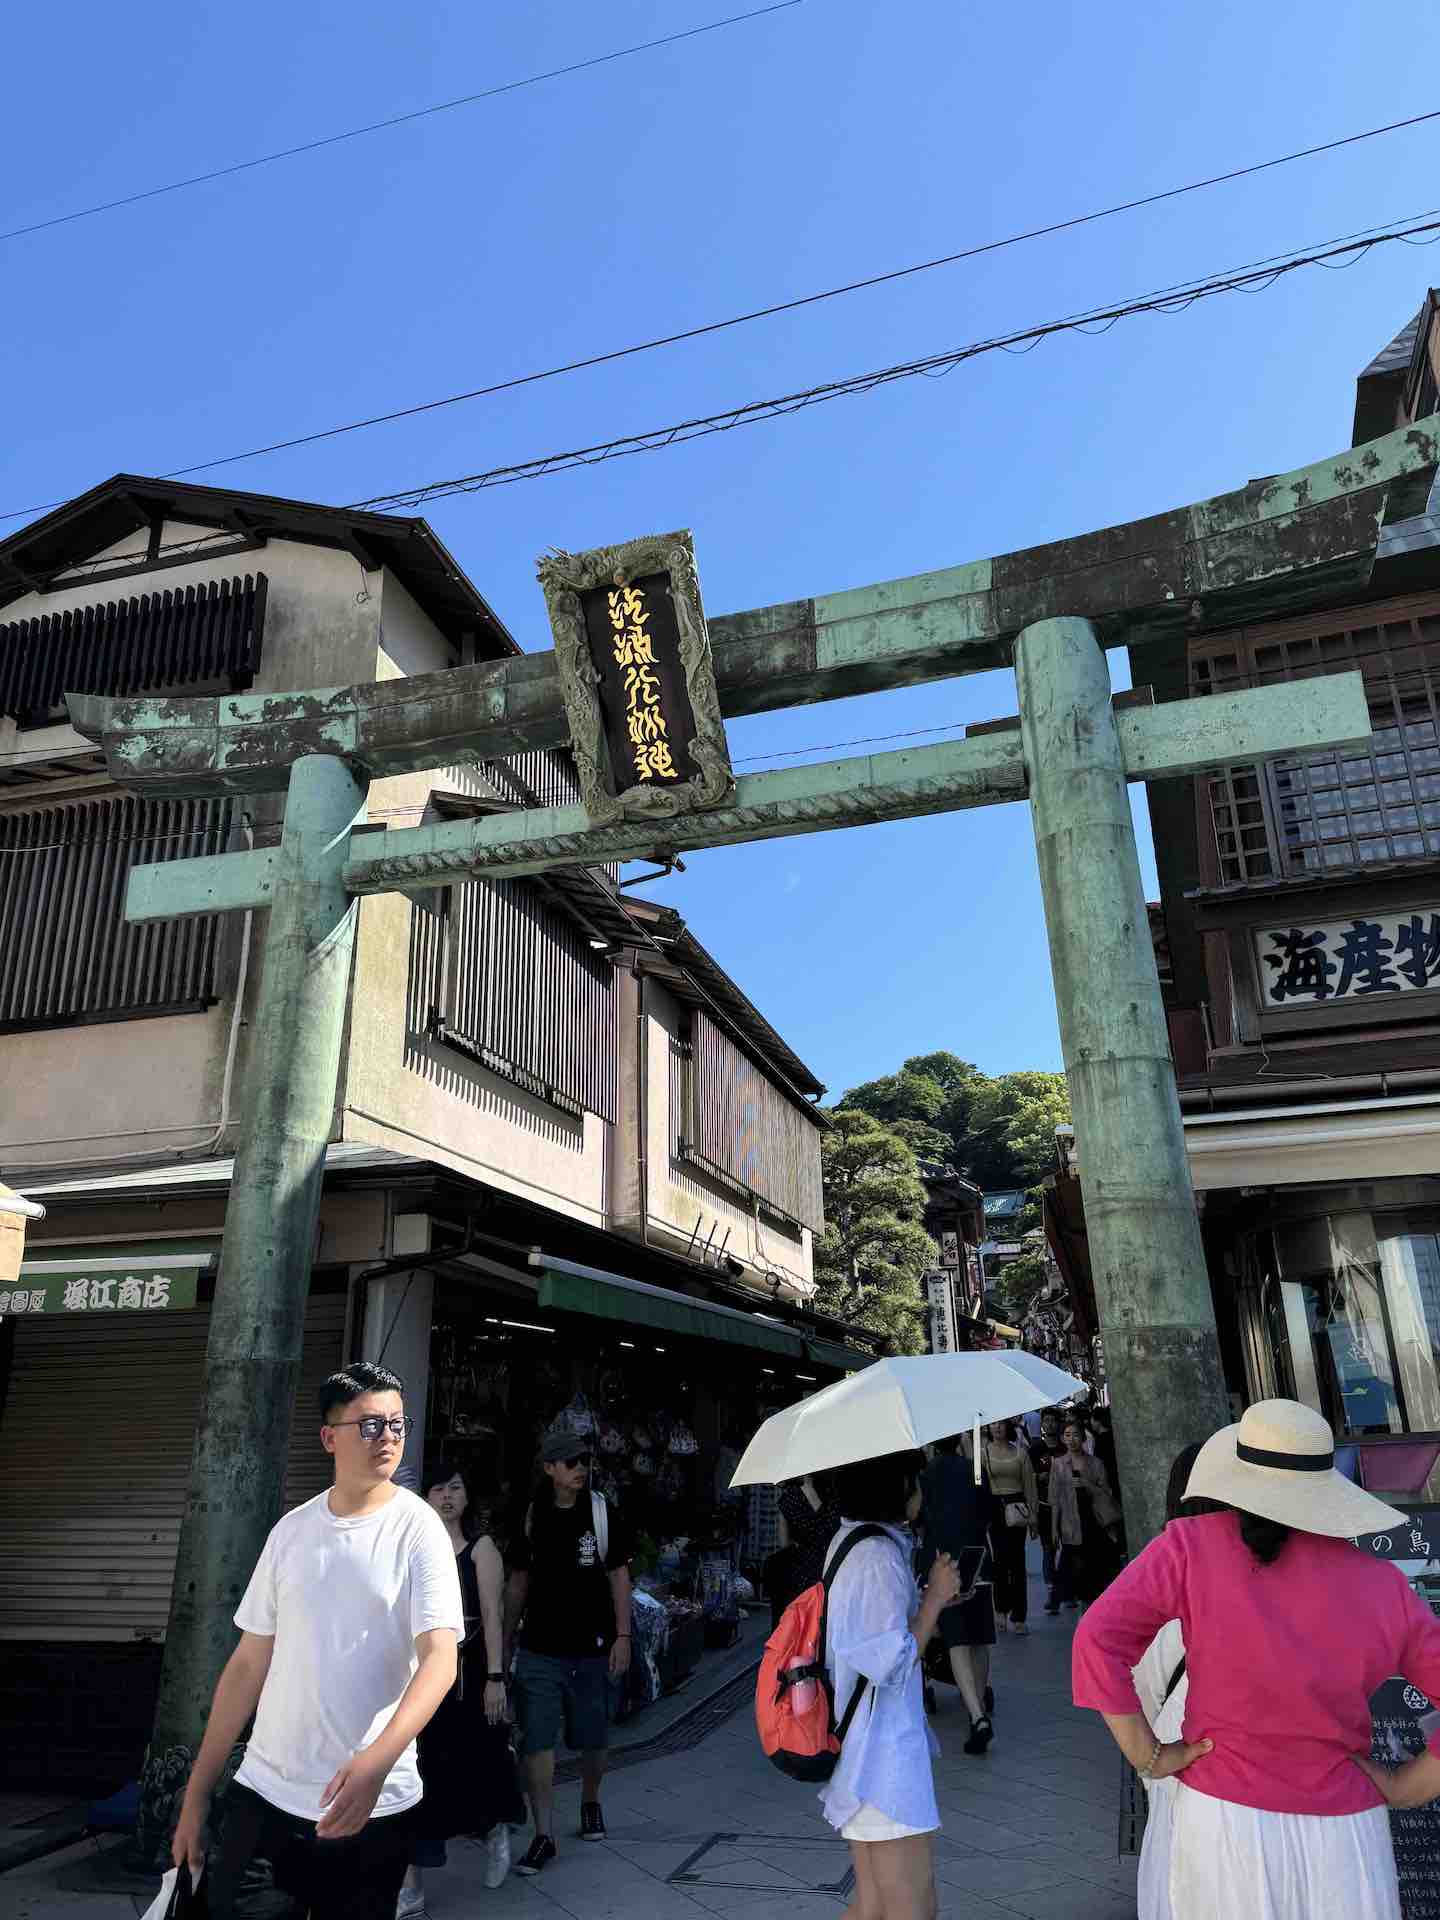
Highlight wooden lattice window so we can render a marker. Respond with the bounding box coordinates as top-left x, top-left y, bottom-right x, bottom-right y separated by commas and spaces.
1191, 594, 1440, 884
0, 793, 234, 1030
